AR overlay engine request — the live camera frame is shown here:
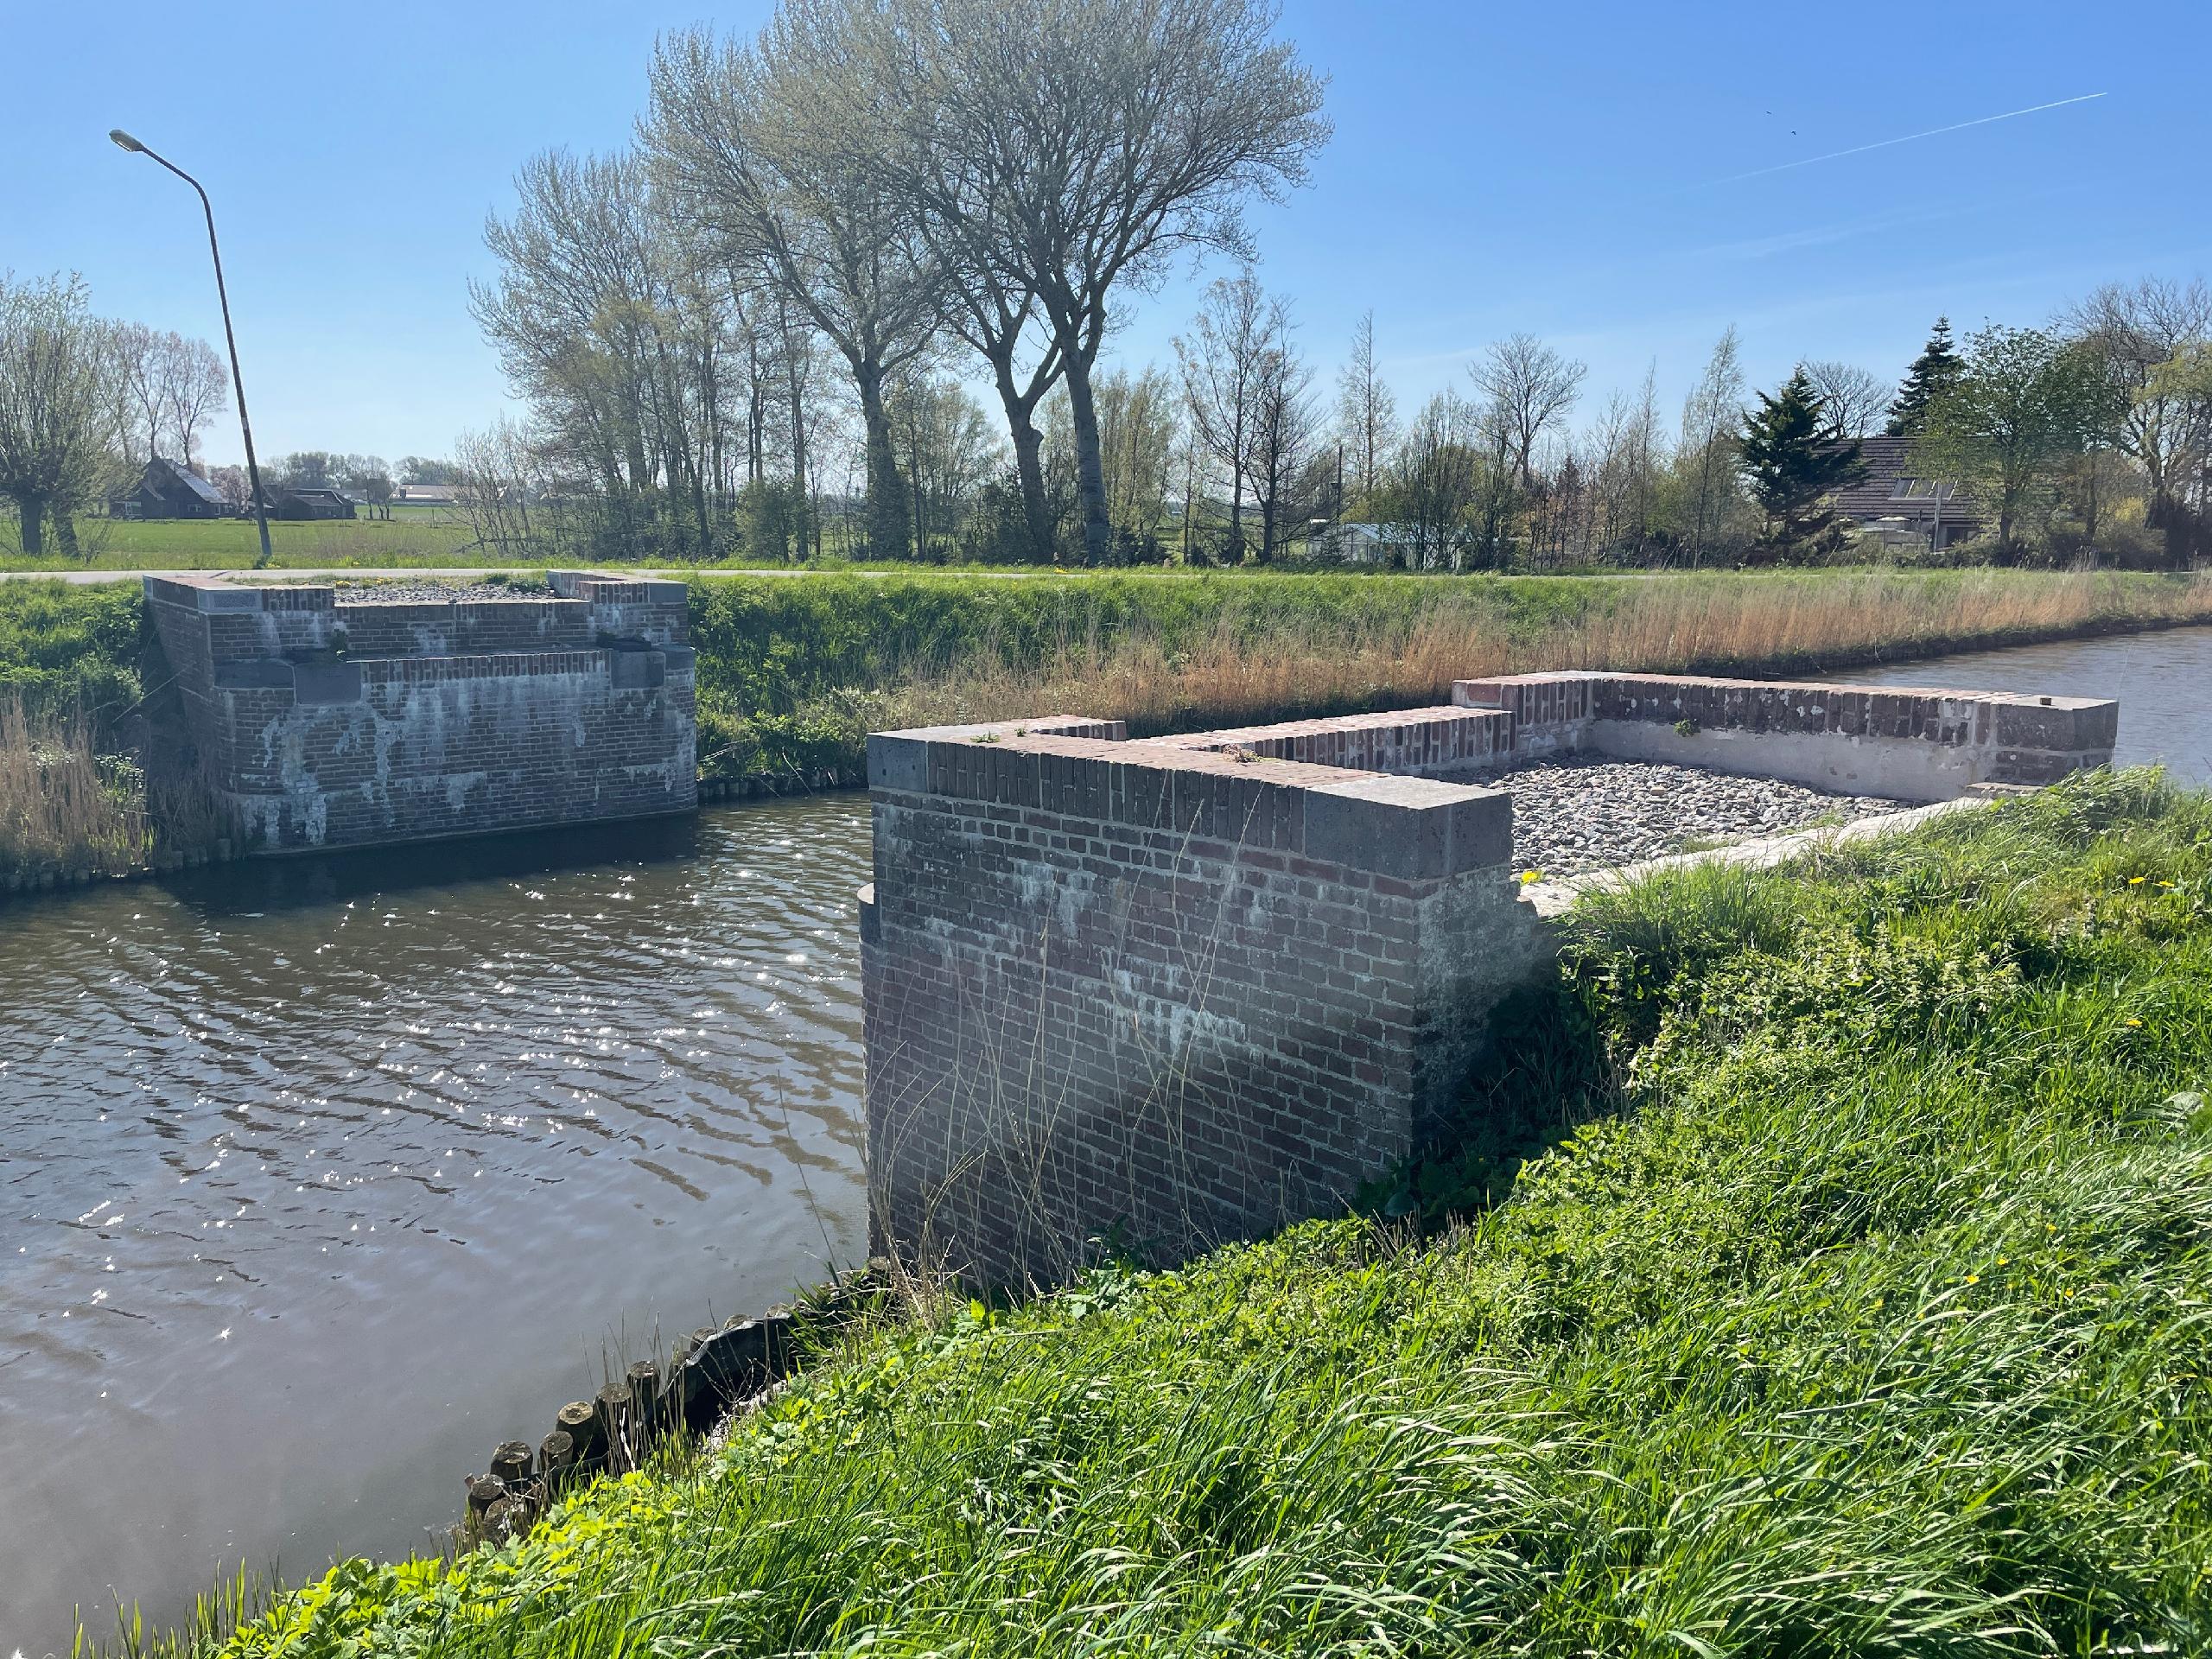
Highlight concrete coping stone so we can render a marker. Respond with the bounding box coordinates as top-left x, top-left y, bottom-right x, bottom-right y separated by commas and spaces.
1458, 669, 2111, 715
143, 573, 283, 613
